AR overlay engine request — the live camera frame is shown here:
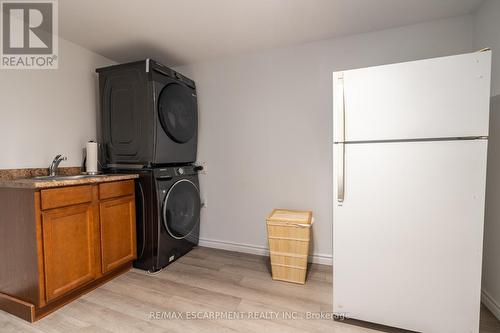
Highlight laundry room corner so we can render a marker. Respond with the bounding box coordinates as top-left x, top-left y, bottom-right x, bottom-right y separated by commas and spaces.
1, 1, 500, 332
173, 14, 476, 266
